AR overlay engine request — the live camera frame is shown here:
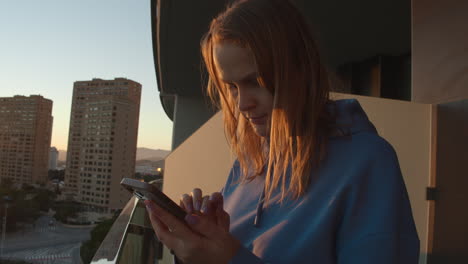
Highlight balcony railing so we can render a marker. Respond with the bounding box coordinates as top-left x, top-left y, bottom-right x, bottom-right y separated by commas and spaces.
91, 196, 162, 264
